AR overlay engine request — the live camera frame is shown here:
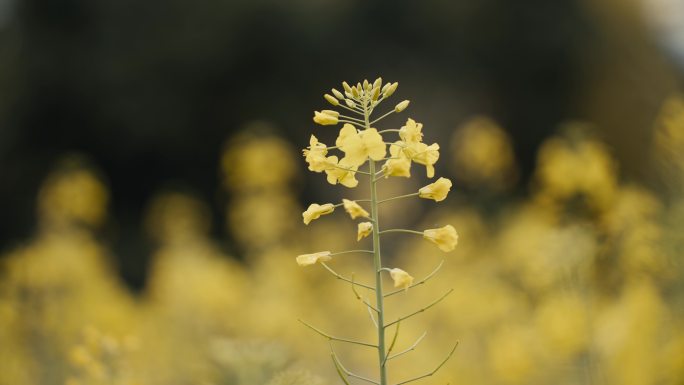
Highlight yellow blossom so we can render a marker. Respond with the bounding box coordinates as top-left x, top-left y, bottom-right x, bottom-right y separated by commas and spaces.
325, 156, 359, 188
296, 251, 333, 266
423, 225, 458, 252
357, 222, 373, 241
339, 128, 387, 167
303, 135, 329, 172
382, 143, 411, 178
343, 199, 369, 219
418, 177, 452, 202
389, 268, 414, 291
313, 110, 339, 125
399, 118, 424, 144
302, 203, 335, 225
335, 124, 358, 148
408, 142, 440, 178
